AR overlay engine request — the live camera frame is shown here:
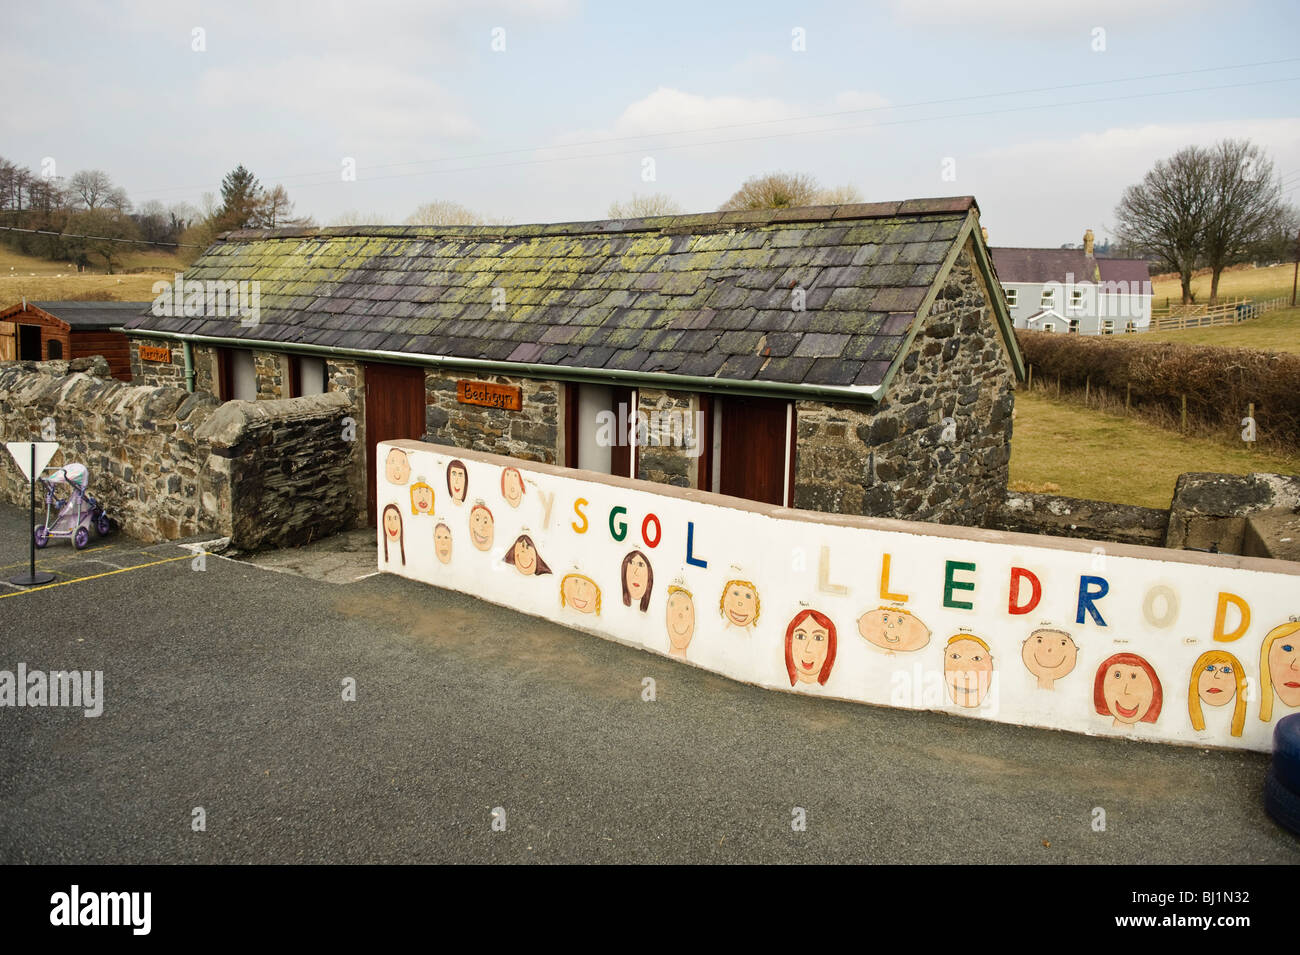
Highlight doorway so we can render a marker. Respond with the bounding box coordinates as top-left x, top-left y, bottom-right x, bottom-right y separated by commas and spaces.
18, 324, 41, 361
712, 394, 793, 506
364, 362, 426, 524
